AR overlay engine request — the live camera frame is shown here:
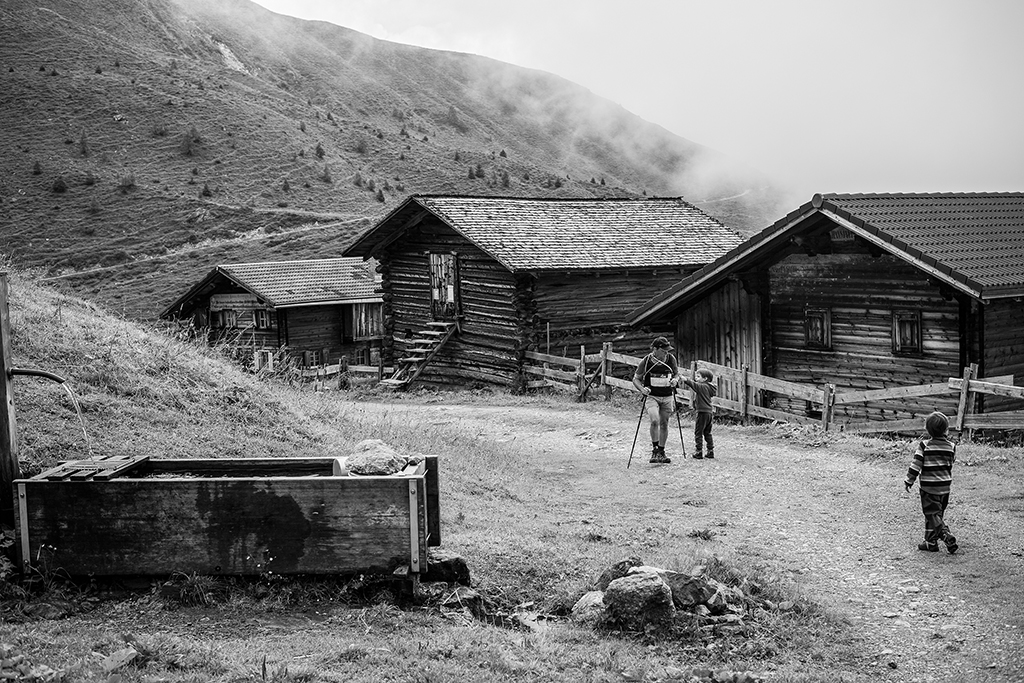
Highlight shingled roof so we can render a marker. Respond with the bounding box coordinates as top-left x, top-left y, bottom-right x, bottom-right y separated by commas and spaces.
343, 195, 743, 271
629, 192, 1024, 325
160, 258, 379, 318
